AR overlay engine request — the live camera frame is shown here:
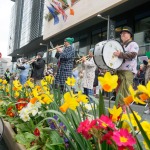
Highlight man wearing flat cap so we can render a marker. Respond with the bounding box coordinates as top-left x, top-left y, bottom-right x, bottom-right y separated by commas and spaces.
31, 52, 45, 84
55, 37, 75, 92
113, 26, 139, 107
